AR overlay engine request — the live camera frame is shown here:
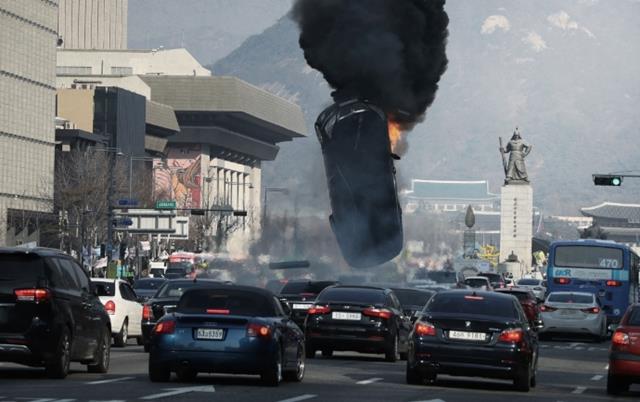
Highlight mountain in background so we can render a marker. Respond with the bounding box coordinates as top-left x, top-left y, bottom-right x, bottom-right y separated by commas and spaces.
214, 0, 640, 216
128, 0, 292, 65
